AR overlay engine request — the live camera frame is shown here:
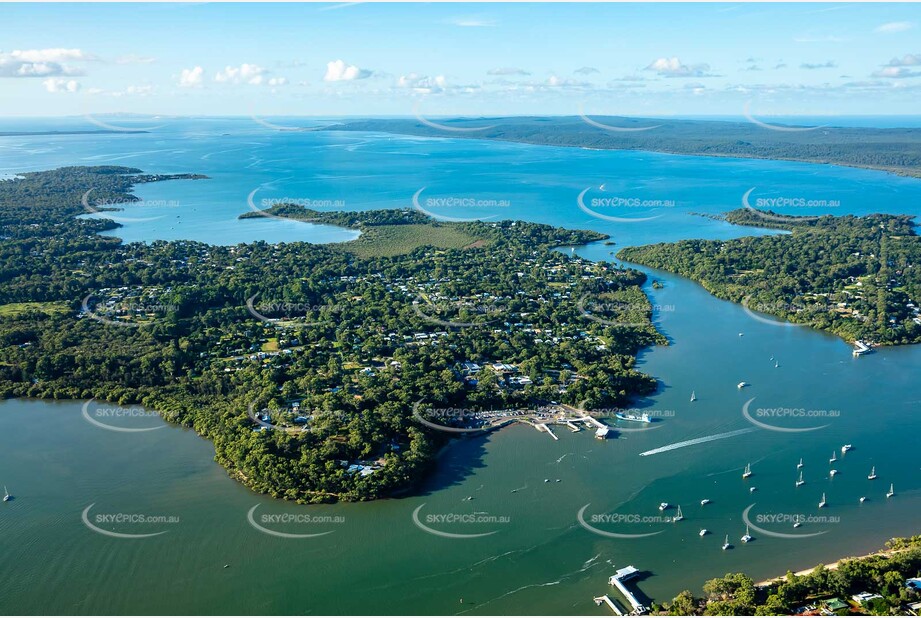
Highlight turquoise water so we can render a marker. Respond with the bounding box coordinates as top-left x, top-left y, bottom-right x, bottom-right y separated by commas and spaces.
3, 117, 920, 247
1, 118, 920, 614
